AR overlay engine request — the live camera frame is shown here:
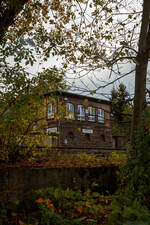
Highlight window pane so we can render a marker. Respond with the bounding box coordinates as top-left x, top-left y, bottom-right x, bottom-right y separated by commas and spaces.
98, 108, 104, 123
66, 103, 74, 119
88, 107, 95, 122
47, 104, 54, 119
77, 105, 85, 120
